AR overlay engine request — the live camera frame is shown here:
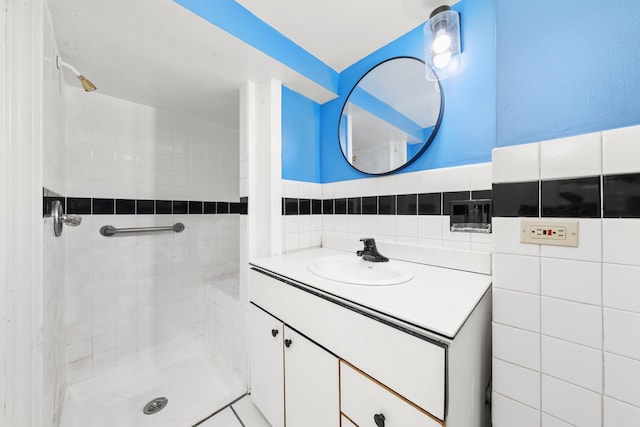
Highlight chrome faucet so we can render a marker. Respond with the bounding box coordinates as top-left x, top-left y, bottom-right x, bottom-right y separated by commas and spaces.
356, 238, 389, 263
